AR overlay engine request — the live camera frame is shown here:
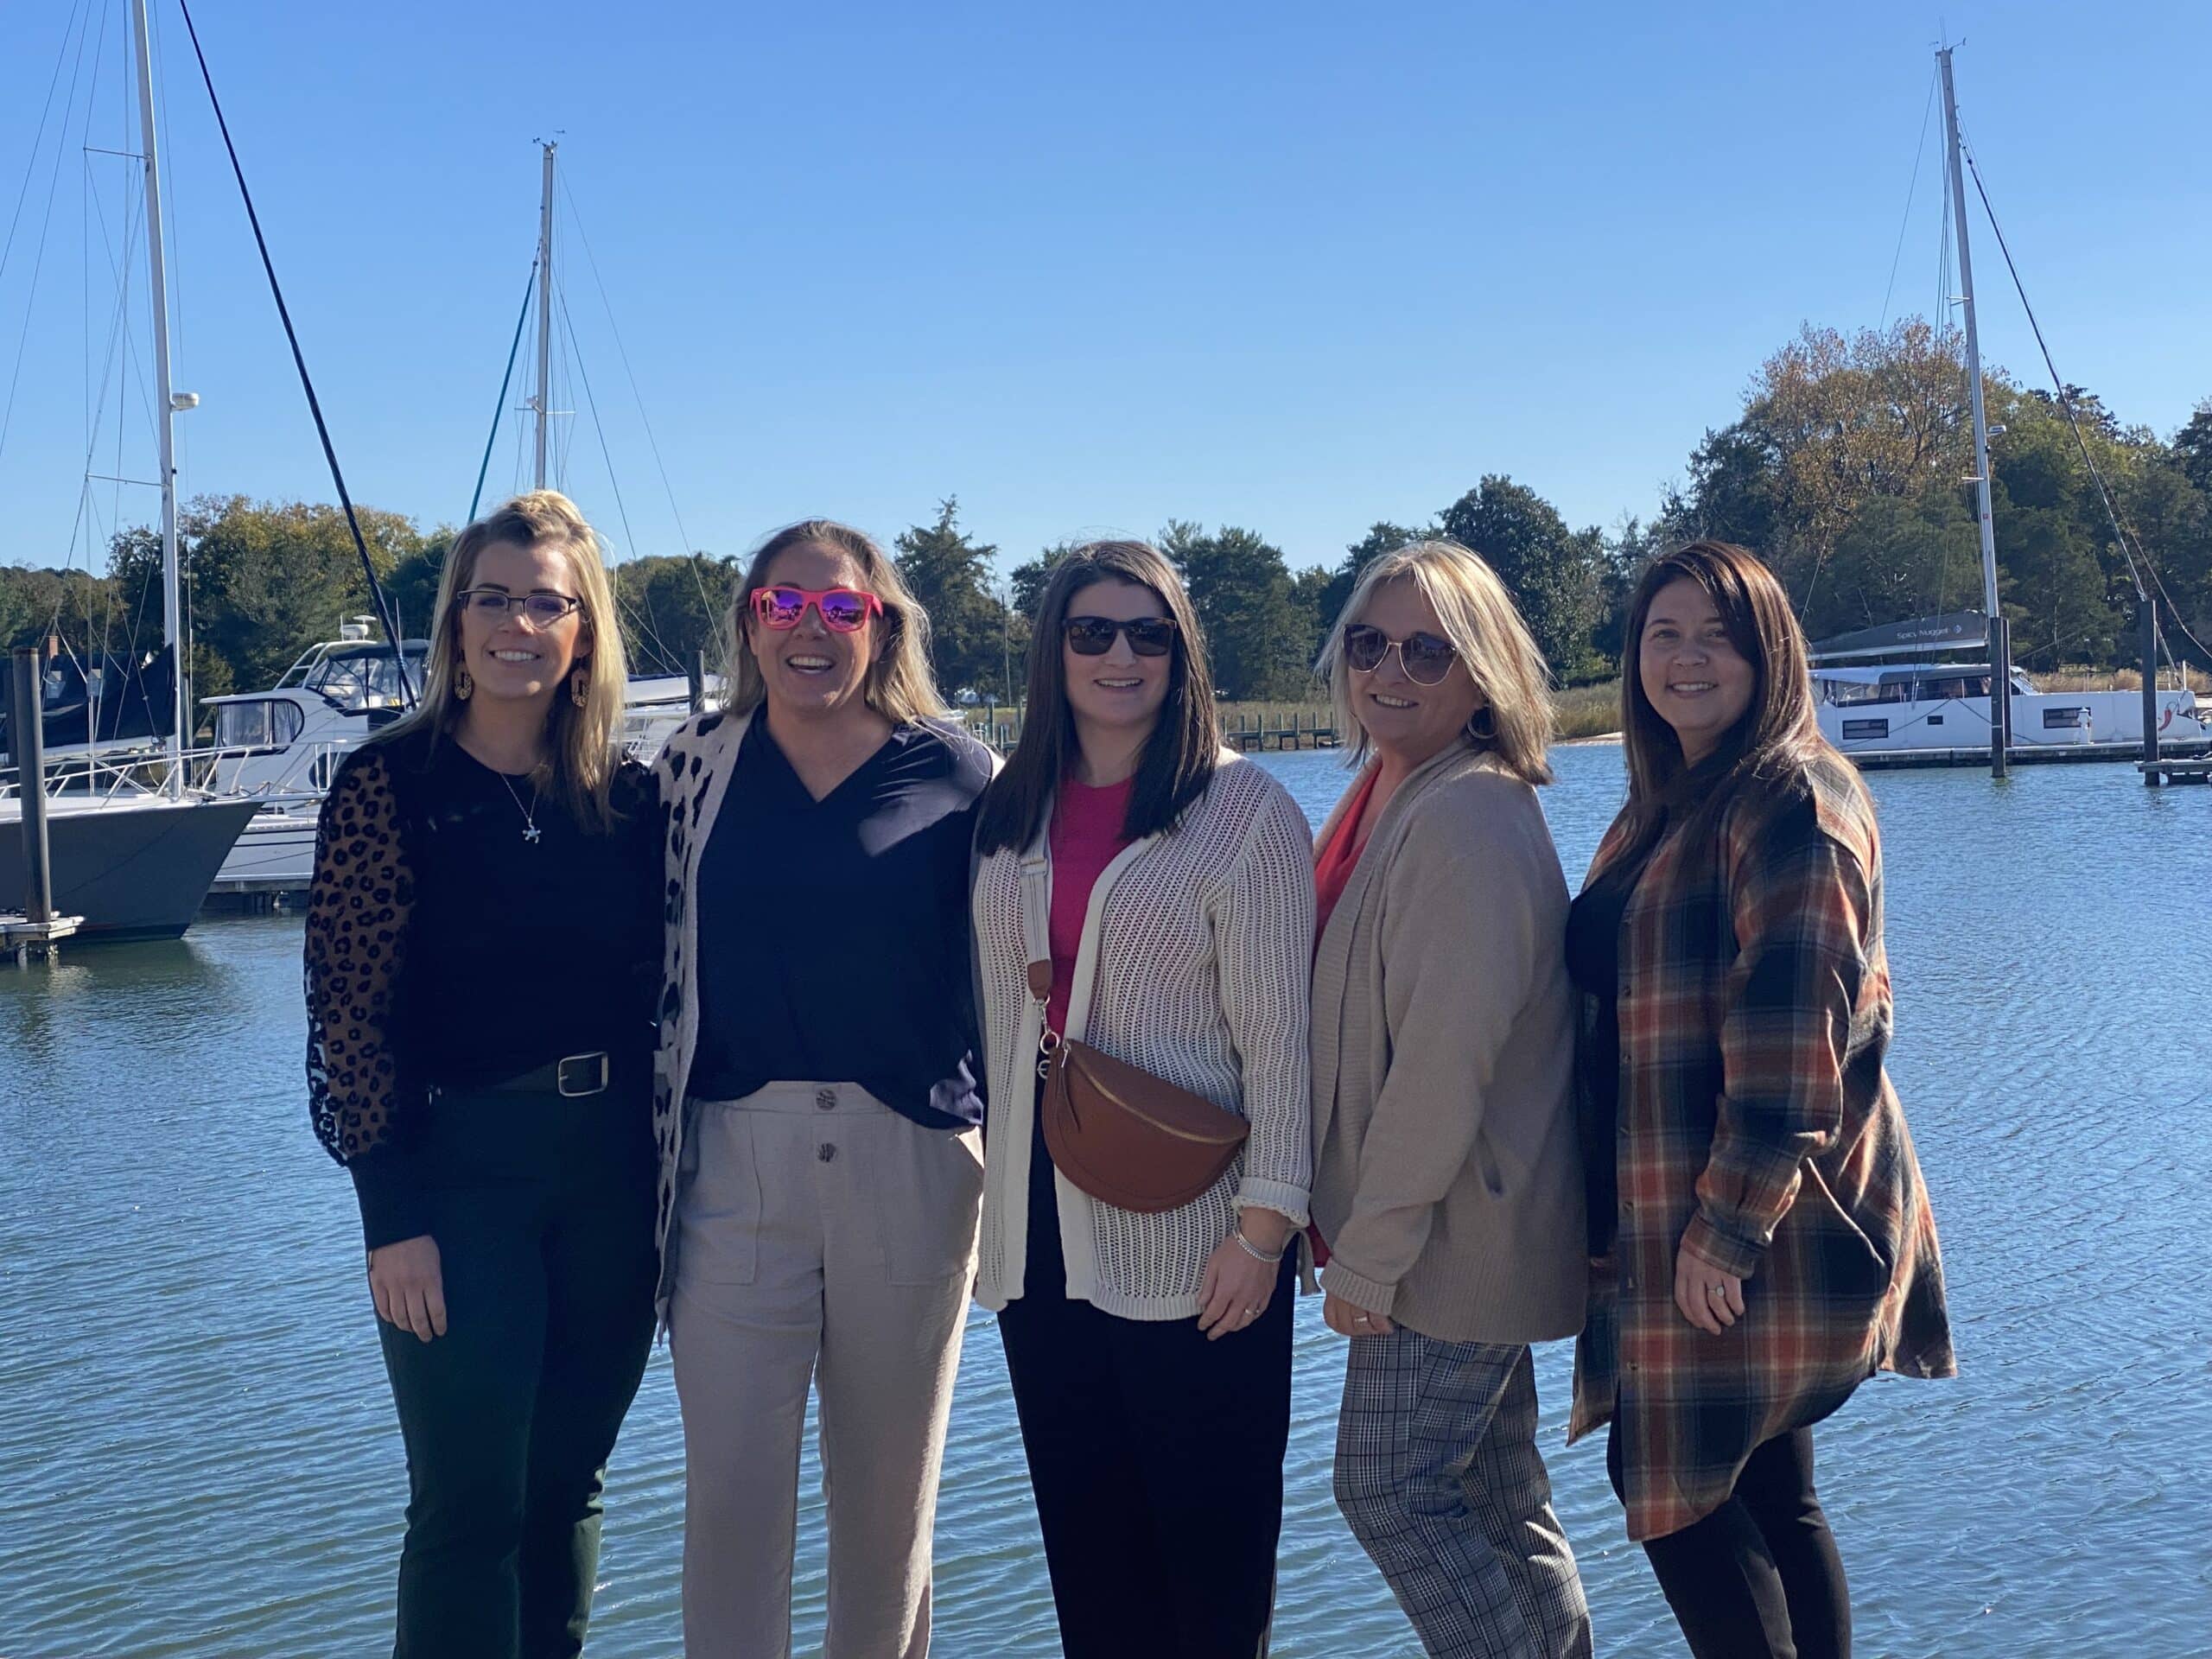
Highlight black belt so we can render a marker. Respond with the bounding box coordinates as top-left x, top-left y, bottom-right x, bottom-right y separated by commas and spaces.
429, 1052, 622, 1102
